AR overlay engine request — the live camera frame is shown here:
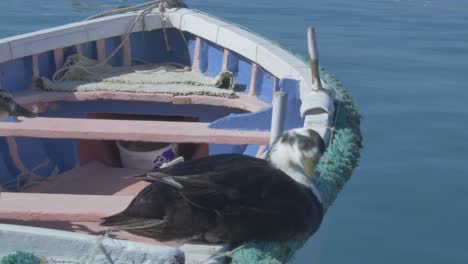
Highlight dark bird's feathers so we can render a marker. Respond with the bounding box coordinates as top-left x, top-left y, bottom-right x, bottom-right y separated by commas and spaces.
0, 89, 37, 119
102, 154, 323, 243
